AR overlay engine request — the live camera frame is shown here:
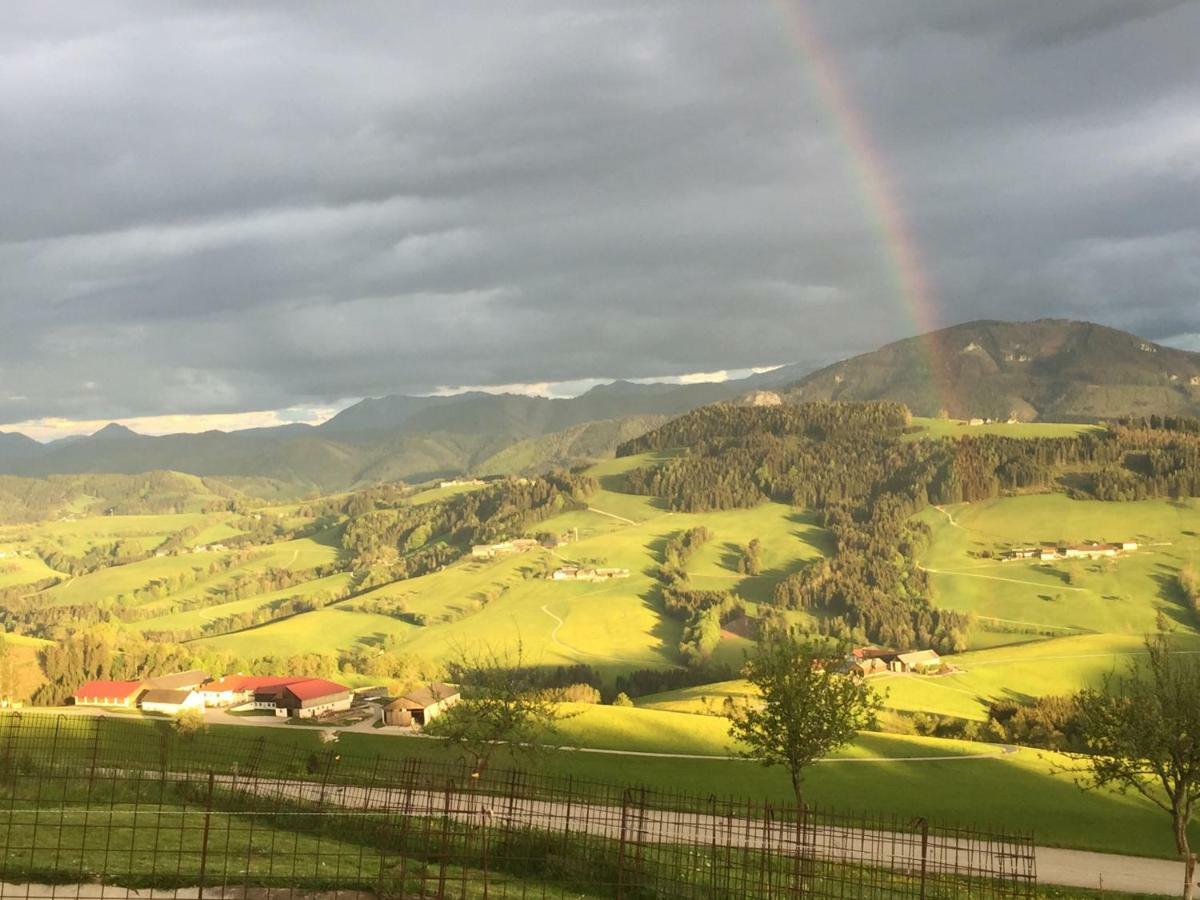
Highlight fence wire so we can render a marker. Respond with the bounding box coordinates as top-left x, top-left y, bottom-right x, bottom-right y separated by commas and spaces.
0, 713, 1037, 899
